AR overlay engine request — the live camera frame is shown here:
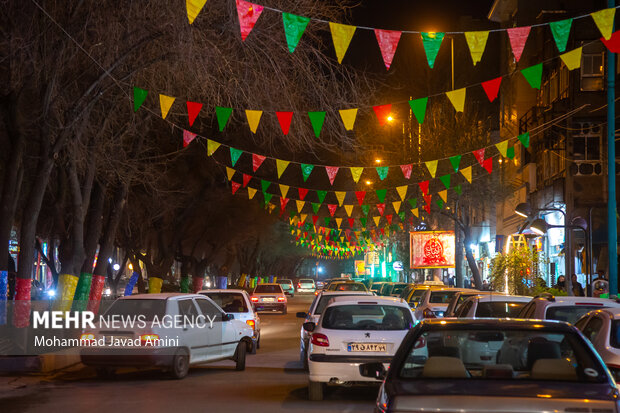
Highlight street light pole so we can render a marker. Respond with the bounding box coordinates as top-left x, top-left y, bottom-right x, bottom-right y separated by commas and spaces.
607, 0, 618, 296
